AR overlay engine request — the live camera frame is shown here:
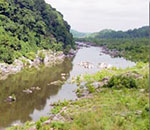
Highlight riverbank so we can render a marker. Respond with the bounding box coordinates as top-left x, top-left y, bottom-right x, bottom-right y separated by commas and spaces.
75, 38, 149, 63
76, 41, 121, 58
7, 62, 149, 130
0, 50, 68, 81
